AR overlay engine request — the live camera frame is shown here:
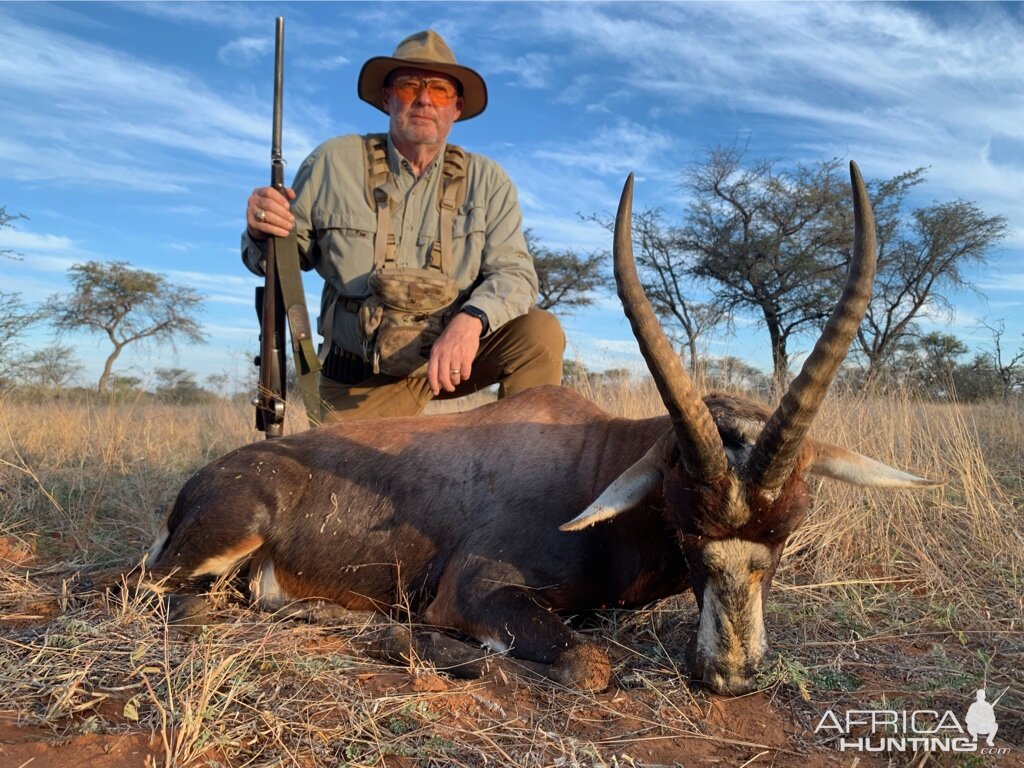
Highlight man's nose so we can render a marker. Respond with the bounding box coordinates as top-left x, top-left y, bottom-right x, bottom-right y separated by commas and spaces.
412, 88, 434, 106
